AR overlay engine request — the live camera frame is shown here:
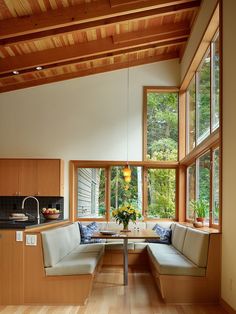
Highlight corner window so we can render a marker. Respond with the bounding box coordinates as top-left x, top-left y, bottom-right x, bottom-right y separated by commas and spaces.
212, 147, 220, 225
186, 163, 195, 220
187, 77, 196, 153
186, 30, 220, 153
212, 33, 220, 131
196, 50, 211, 145
186, 147, 220, 227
